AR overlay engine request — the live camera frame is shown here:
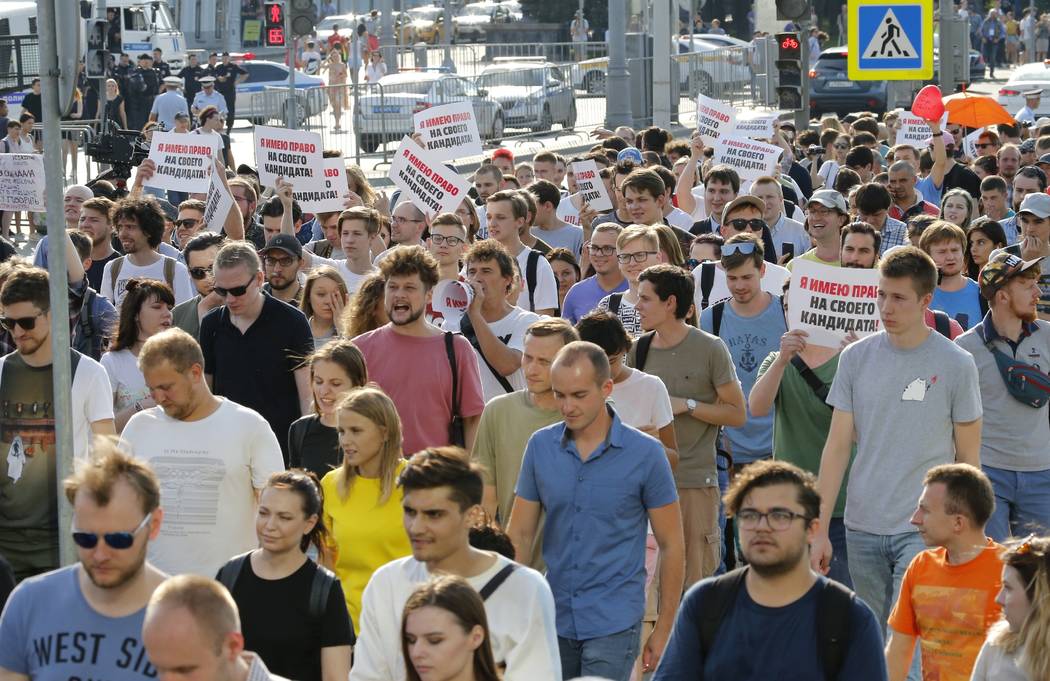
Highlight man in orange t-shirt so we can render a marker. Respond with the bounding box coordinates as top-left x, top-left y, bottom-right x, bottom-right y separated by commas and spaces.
885, 464, 1003, 681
